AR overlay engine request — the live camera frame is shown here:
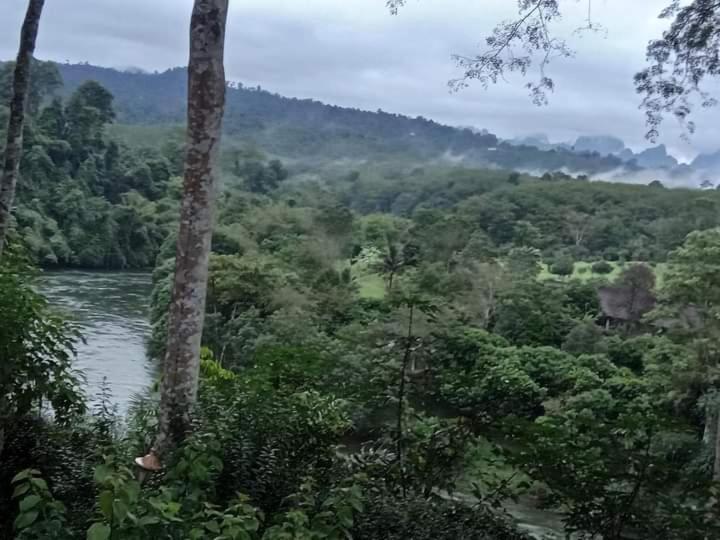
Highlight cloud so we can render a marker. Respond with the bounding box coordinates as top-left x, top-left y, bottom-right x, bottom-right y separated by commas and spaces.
2, 0, 719, 159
